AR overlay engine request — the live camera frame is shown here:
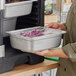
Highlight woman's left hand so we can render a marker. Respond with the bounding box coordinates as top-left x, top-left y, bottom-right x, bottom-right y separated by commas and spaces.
35, 49, 55, 57
34, 48, 68, 58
